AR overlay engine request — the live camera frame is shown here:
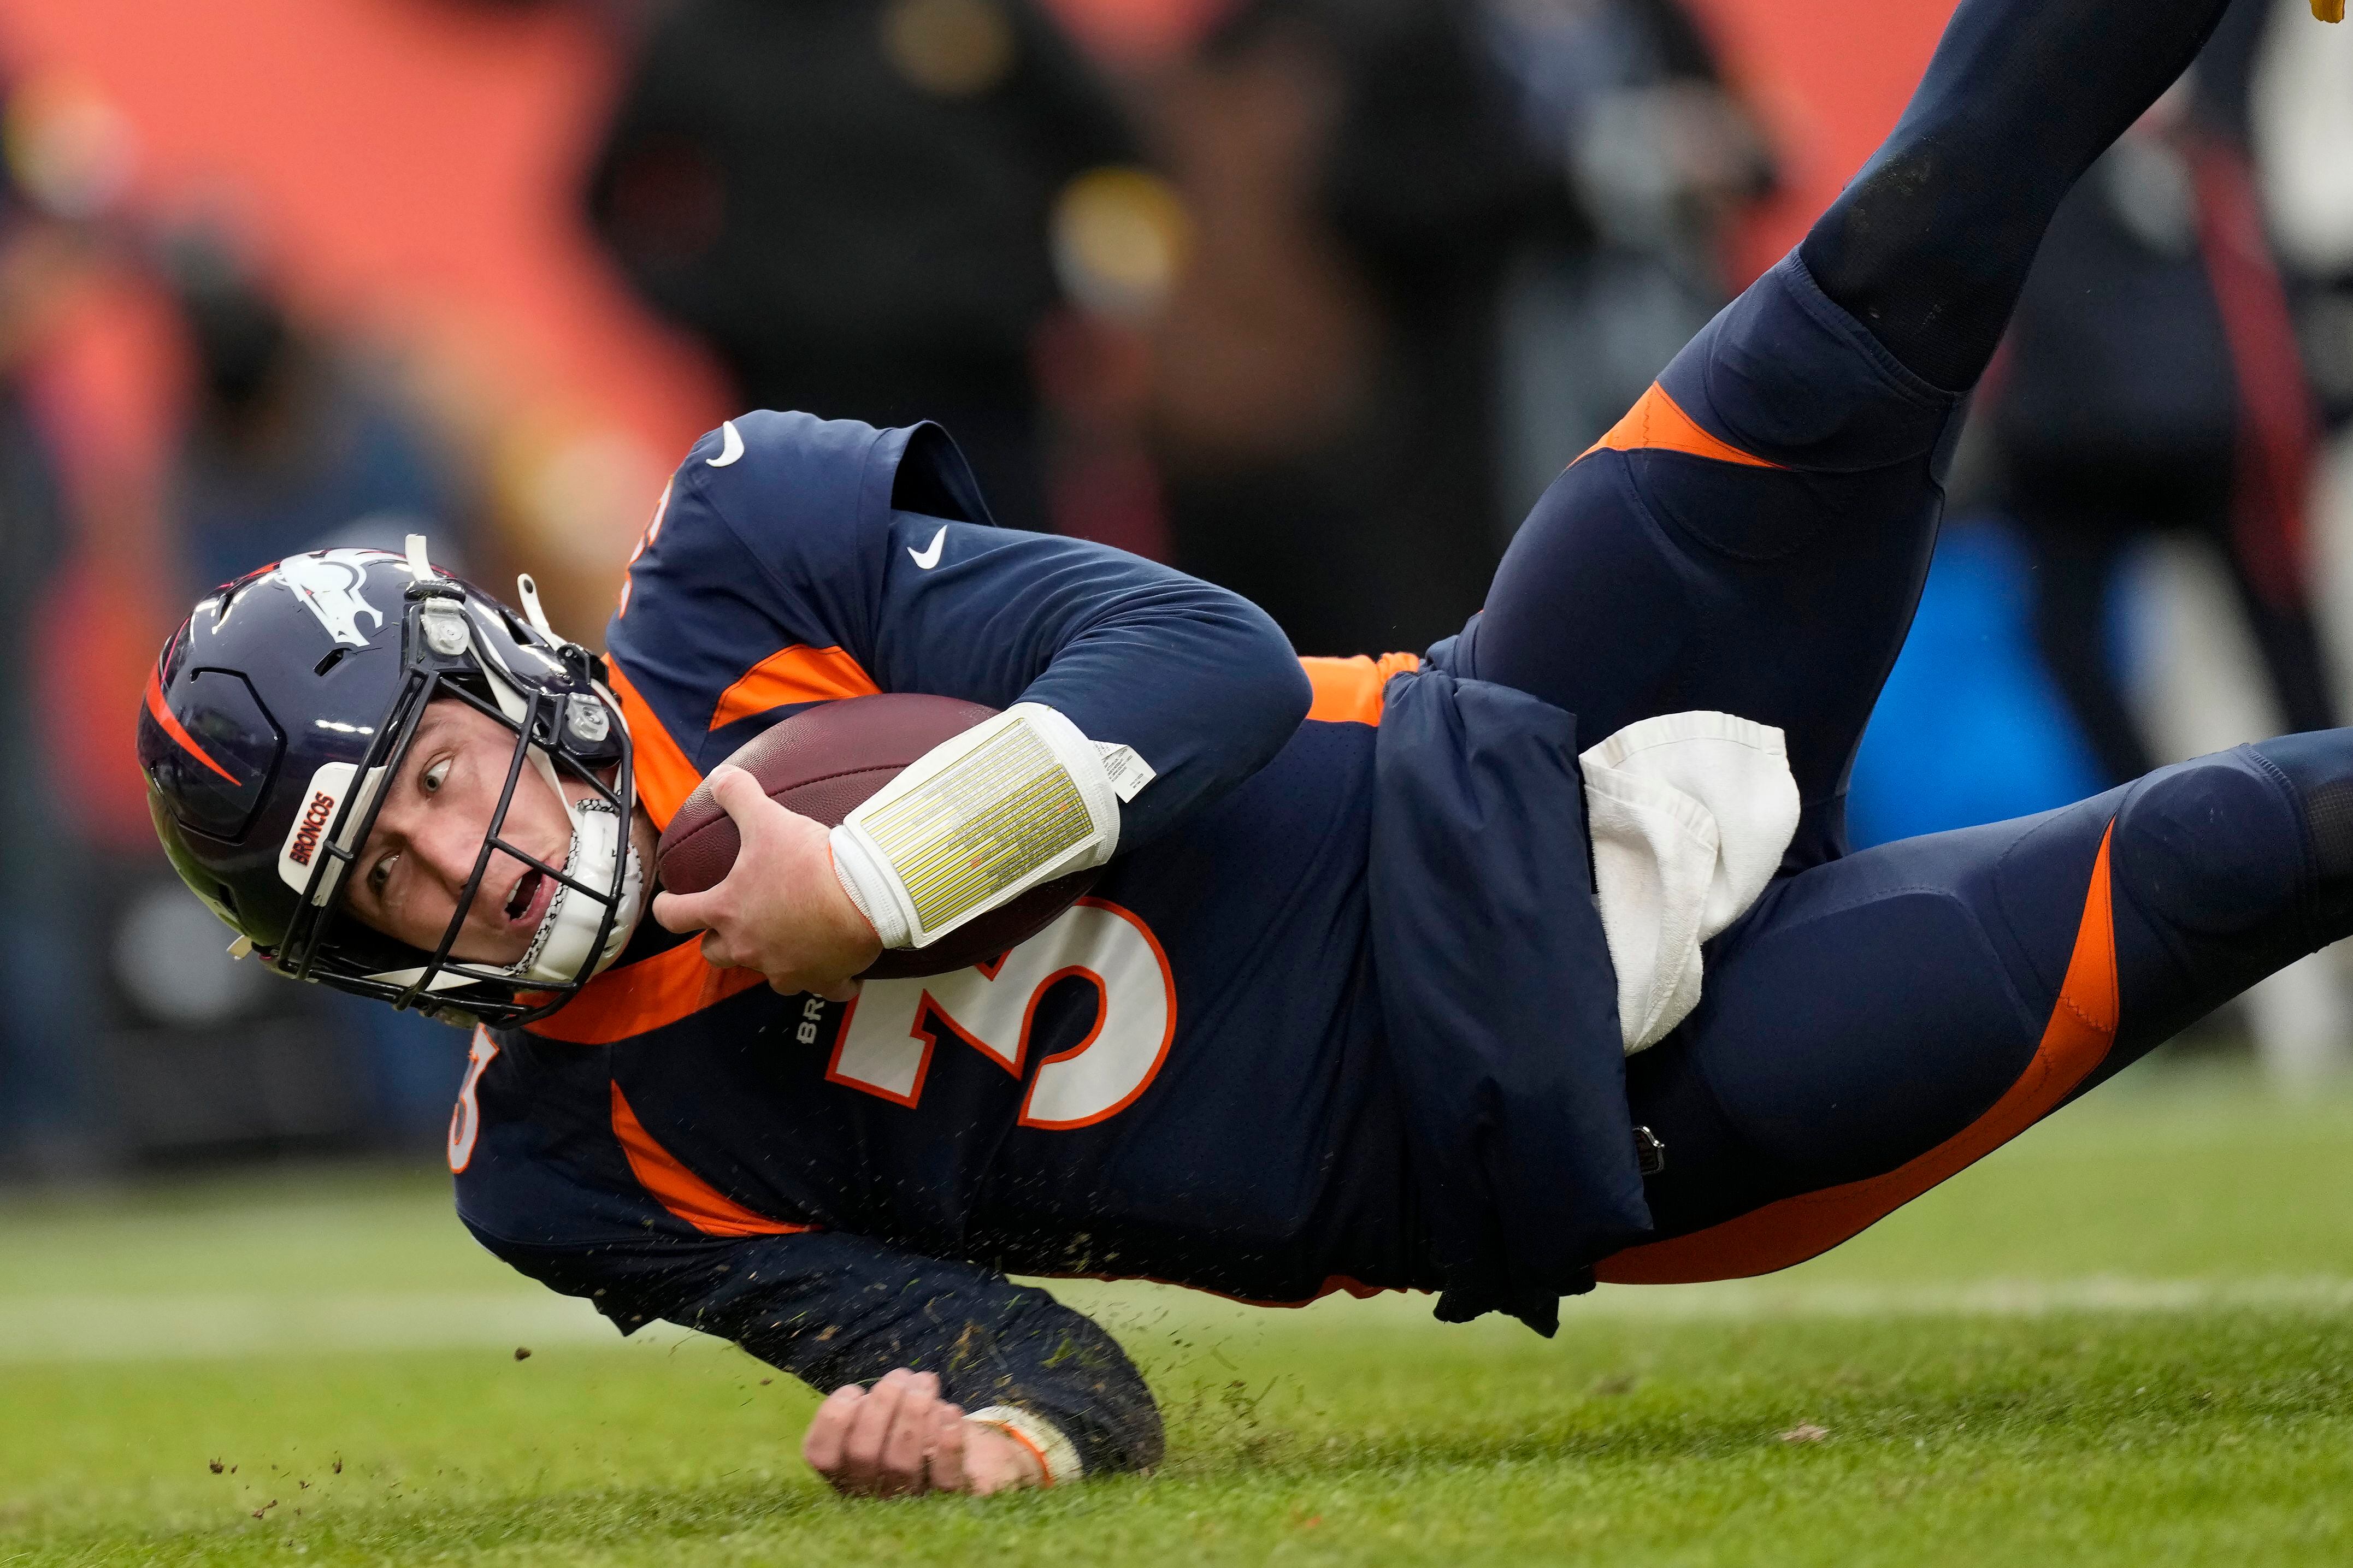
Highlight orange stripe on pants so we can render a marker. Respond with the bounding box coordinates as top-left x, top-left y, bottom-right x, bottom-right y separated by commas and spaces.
1578, 383, 1785, 470
1596, 823, 2119, 1285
